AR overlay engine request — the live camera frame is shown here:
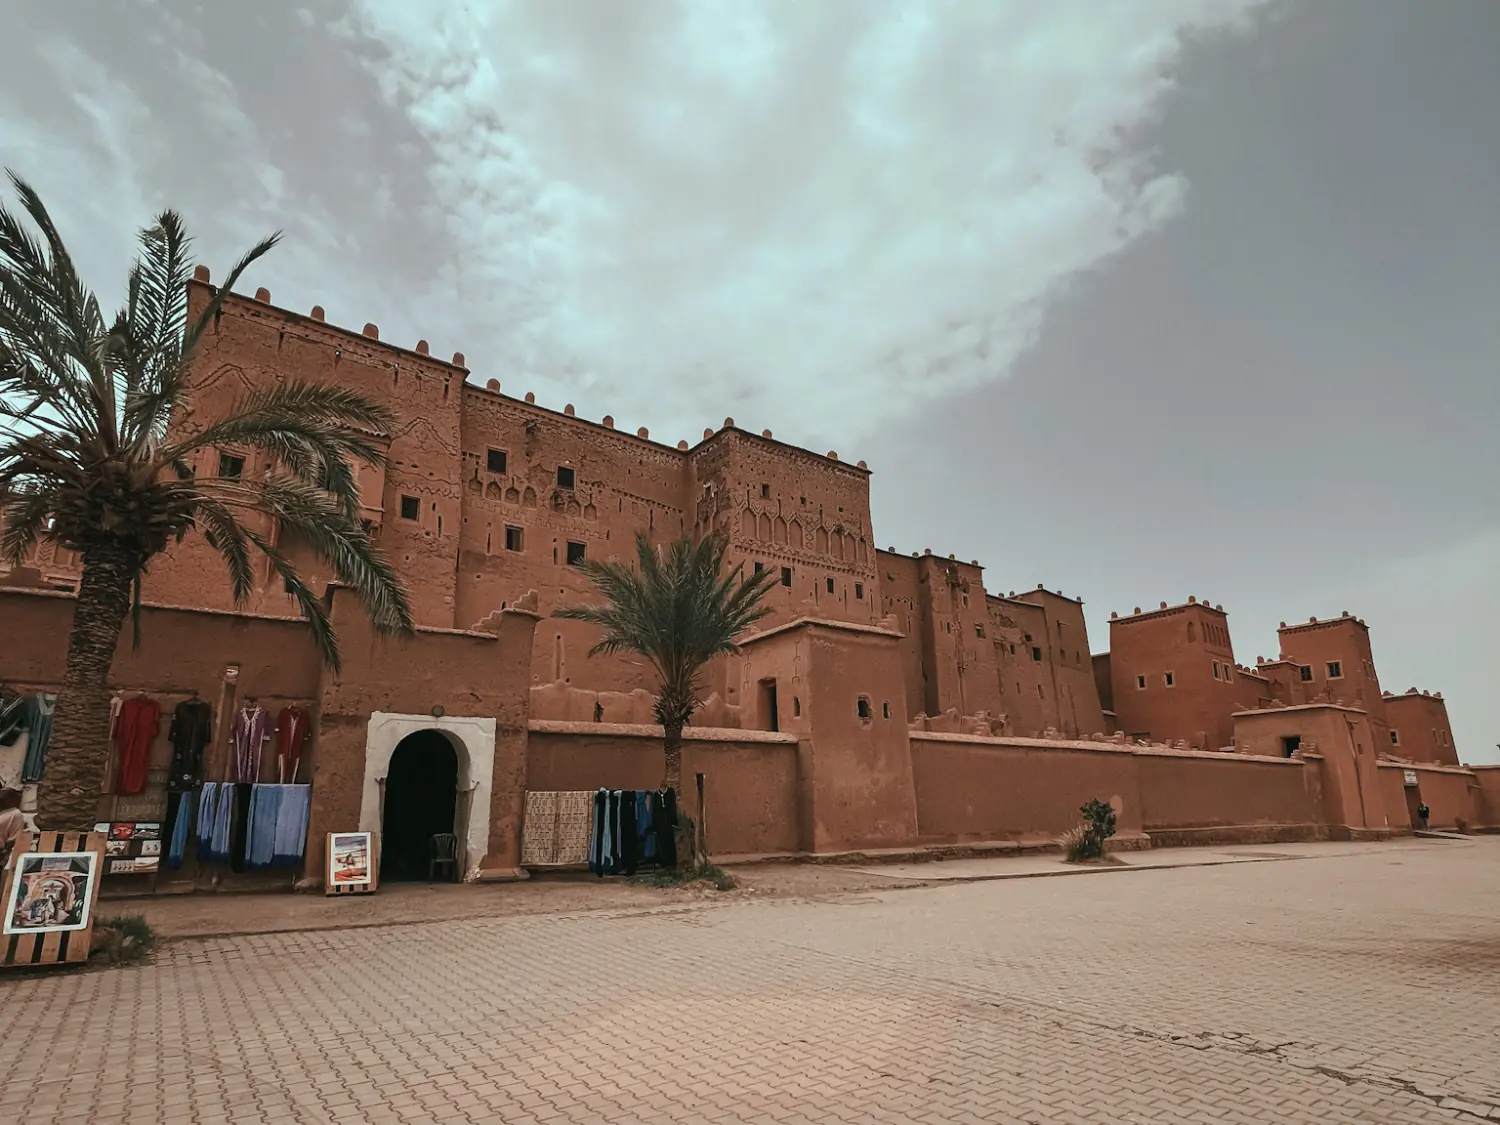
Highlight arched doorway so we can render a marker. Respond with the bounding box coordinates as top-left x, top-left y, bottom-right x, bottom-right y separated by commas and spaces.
380, 730, 459, 881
